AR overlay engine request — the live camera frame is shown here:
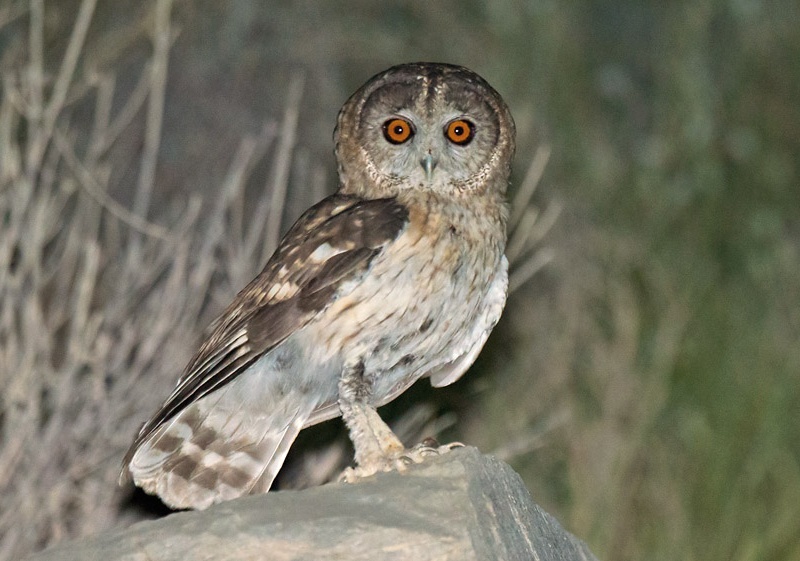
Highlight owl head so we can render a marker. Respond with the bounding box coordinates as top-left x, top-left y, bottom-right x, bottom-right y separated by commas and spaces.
334, 63, 515, 199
